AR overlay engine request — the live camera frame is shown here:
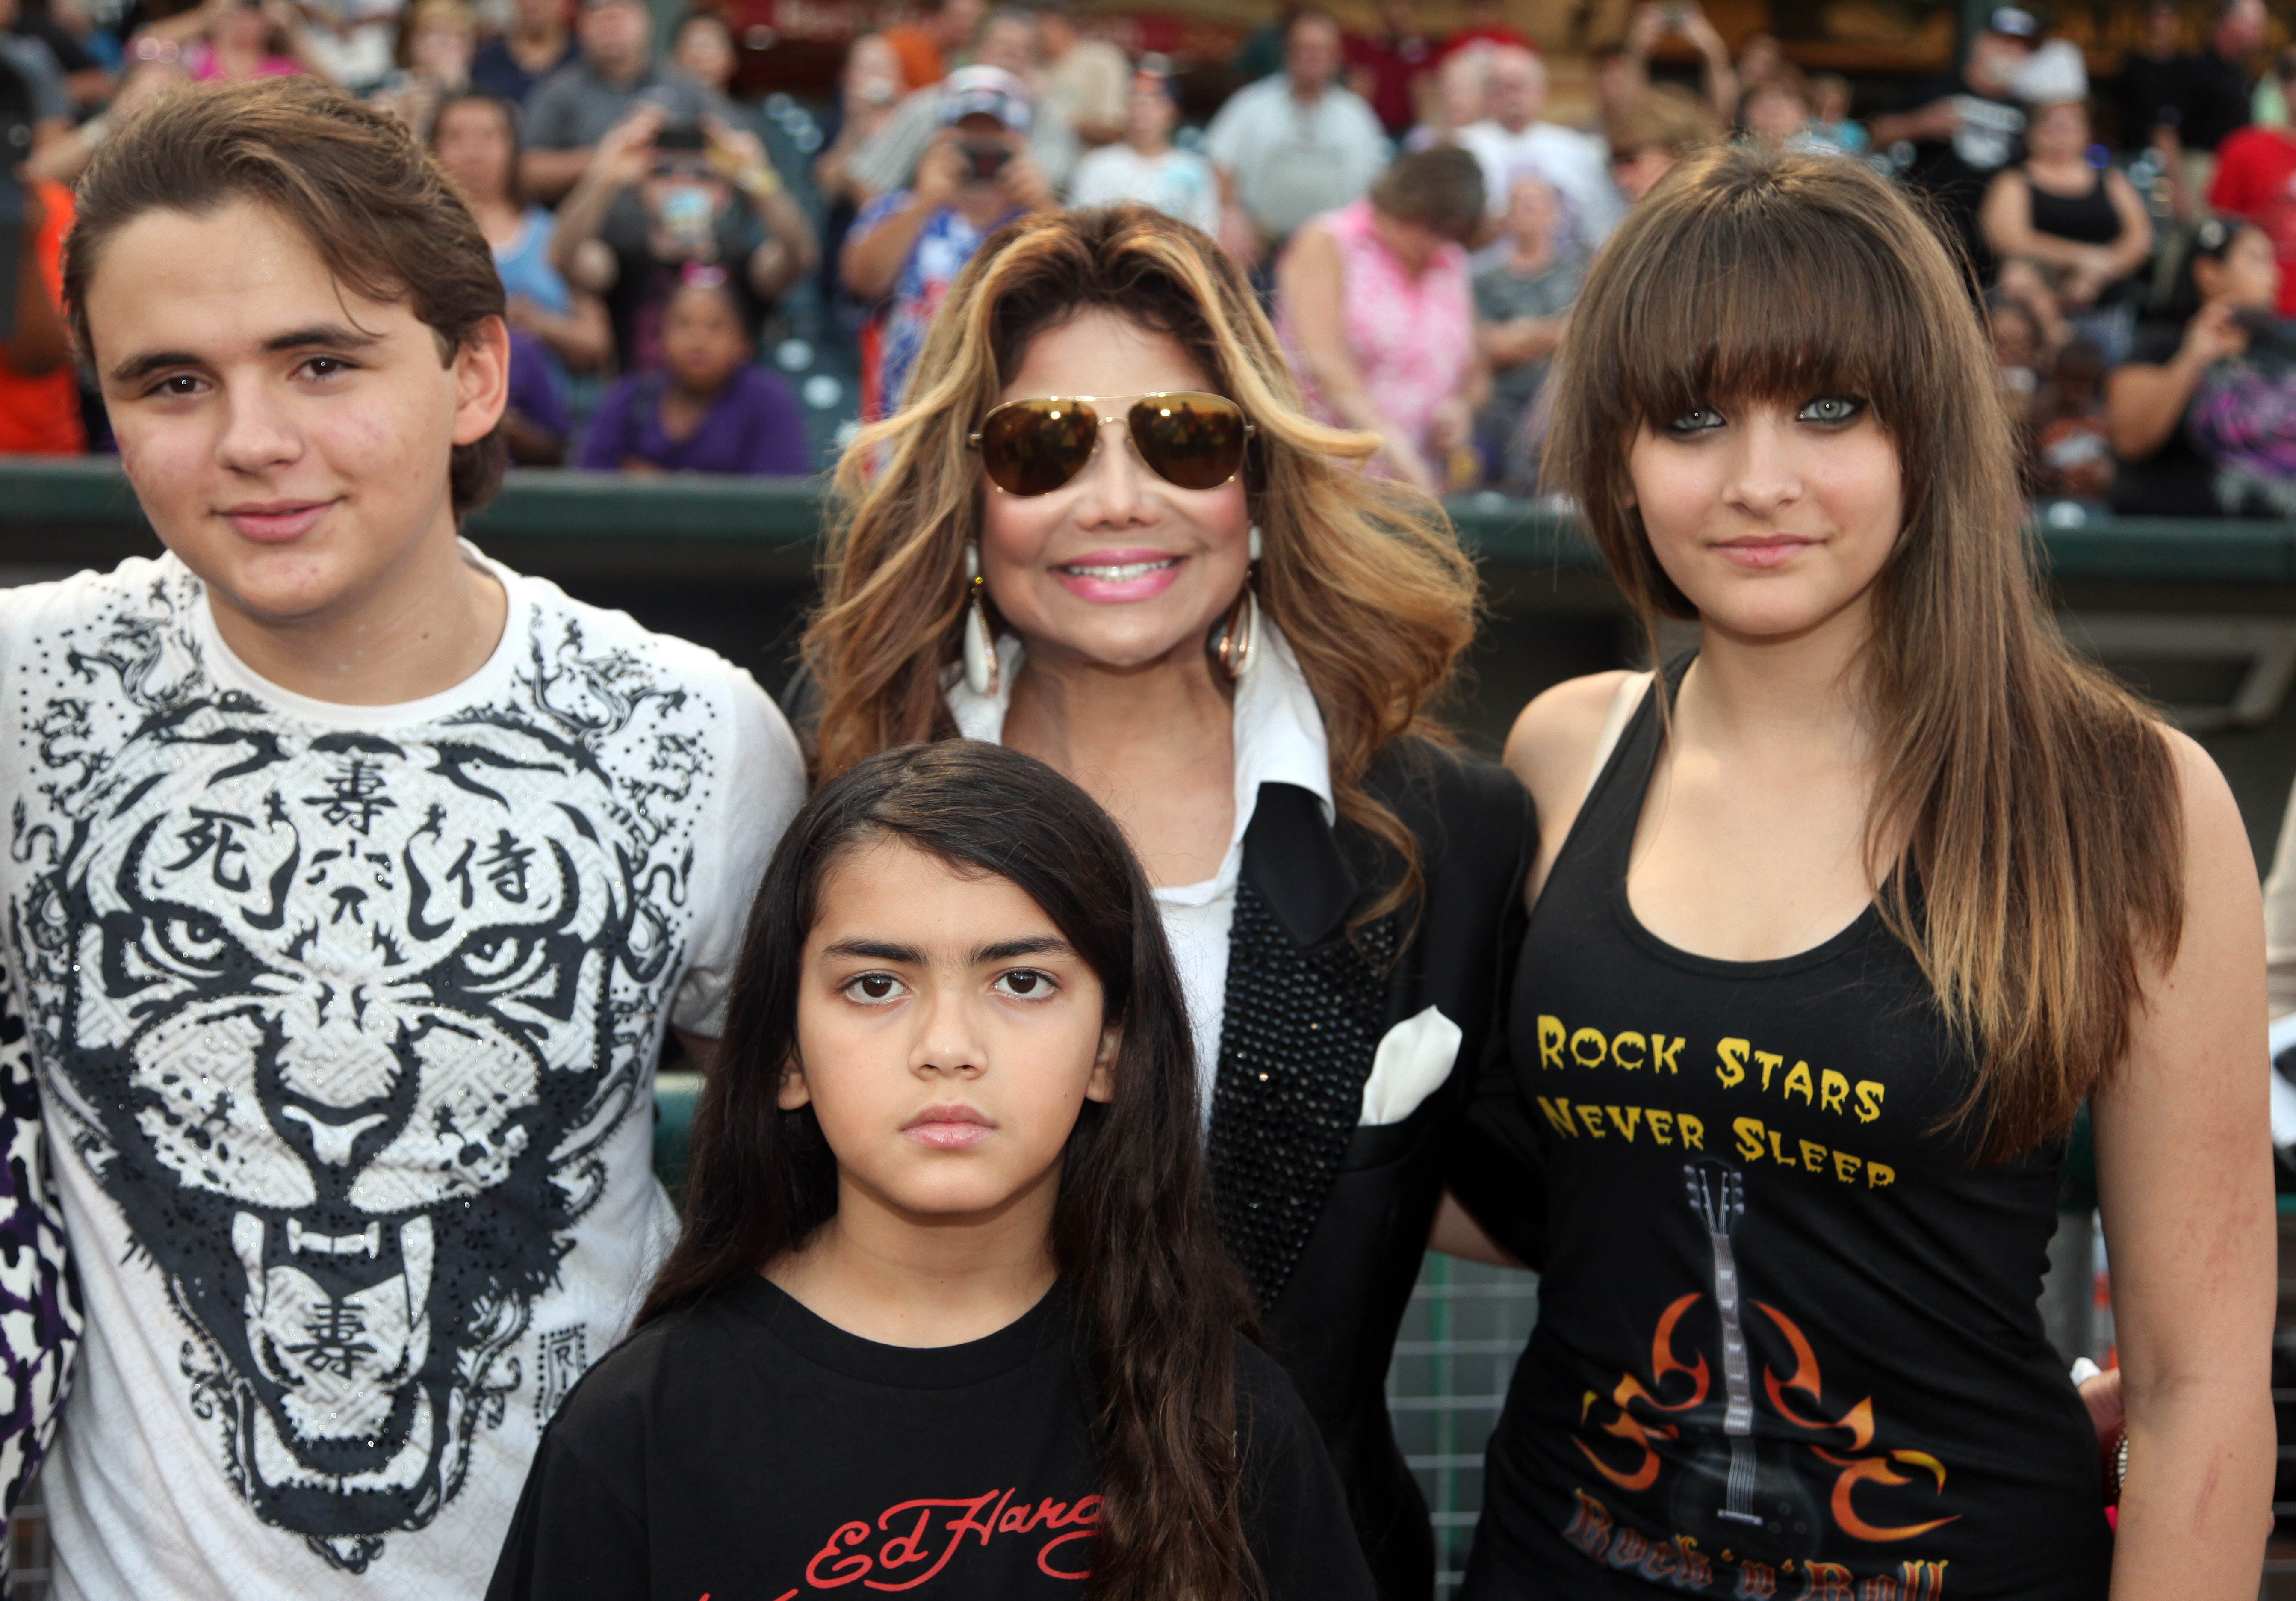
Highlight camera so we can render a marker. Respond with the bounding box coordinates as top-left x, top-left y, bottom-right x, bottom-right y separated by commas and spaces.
655, 121, 708, 154
961, 139, 1012, 183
